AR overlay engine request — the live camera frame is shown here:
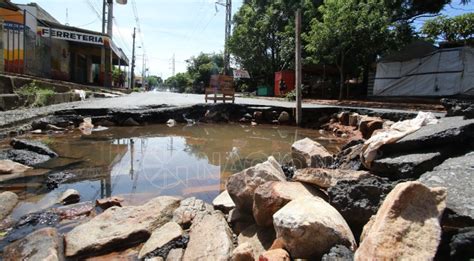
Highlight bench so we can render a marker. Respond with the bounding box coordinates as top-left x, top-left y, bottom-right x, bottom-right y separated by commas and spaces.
205, 75, 235, 103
